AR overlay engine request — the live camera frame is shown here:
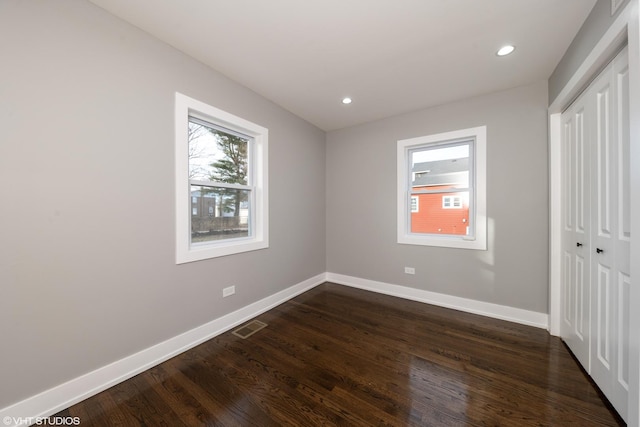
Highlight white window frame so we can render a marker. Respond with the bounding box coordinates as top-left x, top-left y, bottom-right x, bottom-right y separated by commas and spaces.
175, 92, 269, 263
397, 126, 487, 250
